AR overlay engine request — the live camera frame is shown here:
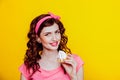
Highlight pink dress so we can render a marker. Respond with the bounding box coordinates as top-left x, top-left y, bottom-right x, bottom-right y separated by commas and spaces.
19, 54, 84, 80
